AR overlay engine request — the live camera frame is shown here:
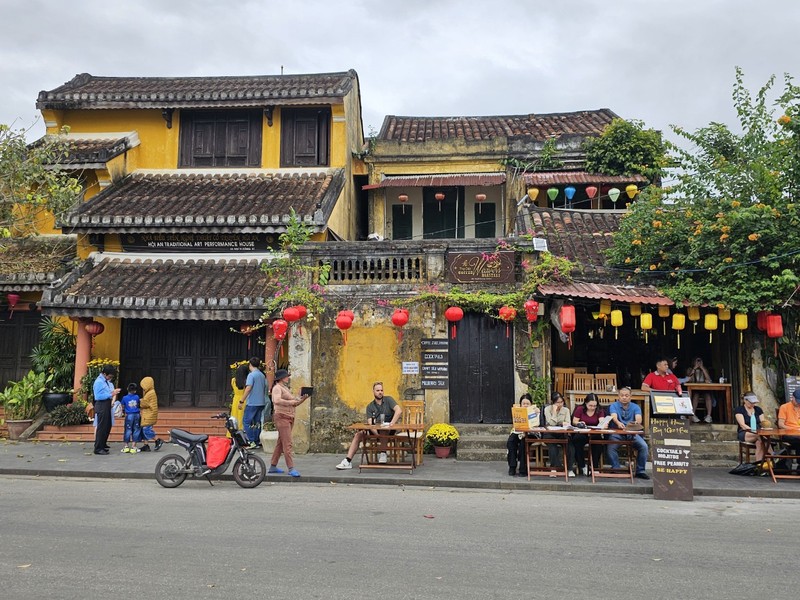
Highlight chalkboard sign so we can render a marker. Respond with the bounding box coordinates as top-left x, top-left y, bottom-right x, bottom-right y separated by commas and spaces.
421, 338, 448, 389
651, 416, 693, 502
786, 376, 799, 403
